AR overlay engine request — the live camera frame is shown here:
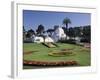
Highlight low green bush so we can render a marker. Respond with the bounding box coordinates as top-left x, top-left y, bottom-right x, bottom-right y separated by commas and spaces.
58, 39, 76, 44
